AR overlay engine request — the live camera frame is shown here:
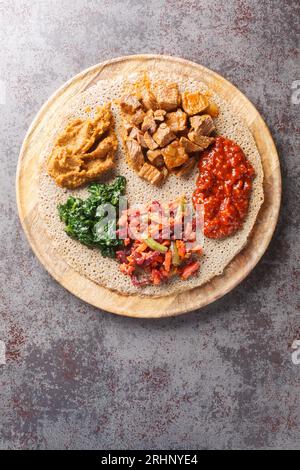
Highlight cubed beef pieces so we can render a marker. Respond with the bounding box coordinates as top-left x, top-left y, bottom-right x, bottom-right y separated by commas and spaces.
165, 109, 187, 132
152, 80, 180, 111
161, 140, 189, 170
126, 140, 144, 170
187, 131, 215, 150
182, 91, 209, 115
189, 114, 215, 135
153, 123, 176, 147
138, 162, 164, 185
120, 94, 141, 114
